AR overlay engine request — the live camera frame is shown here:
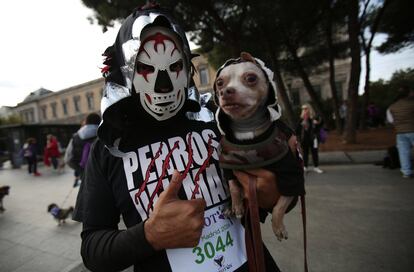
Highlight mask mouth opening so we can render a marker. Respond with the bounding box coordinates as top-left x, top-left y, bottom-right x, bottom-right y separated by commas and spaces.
157, 102, 173, 107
